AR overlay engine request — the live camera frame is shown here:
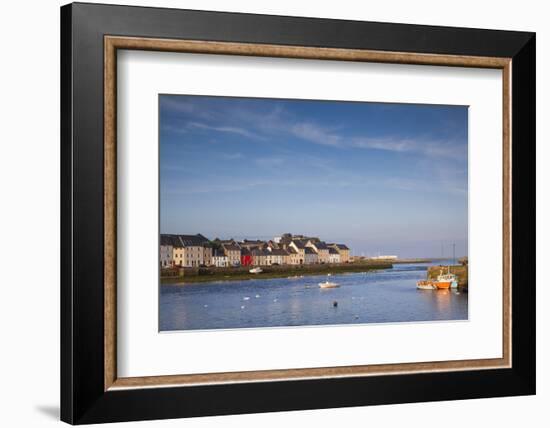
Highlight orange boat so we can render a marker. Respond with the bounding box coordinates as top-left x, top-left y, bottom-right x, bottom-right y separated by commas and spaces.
434, 279, 452, 289
434, 269, 457, 289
